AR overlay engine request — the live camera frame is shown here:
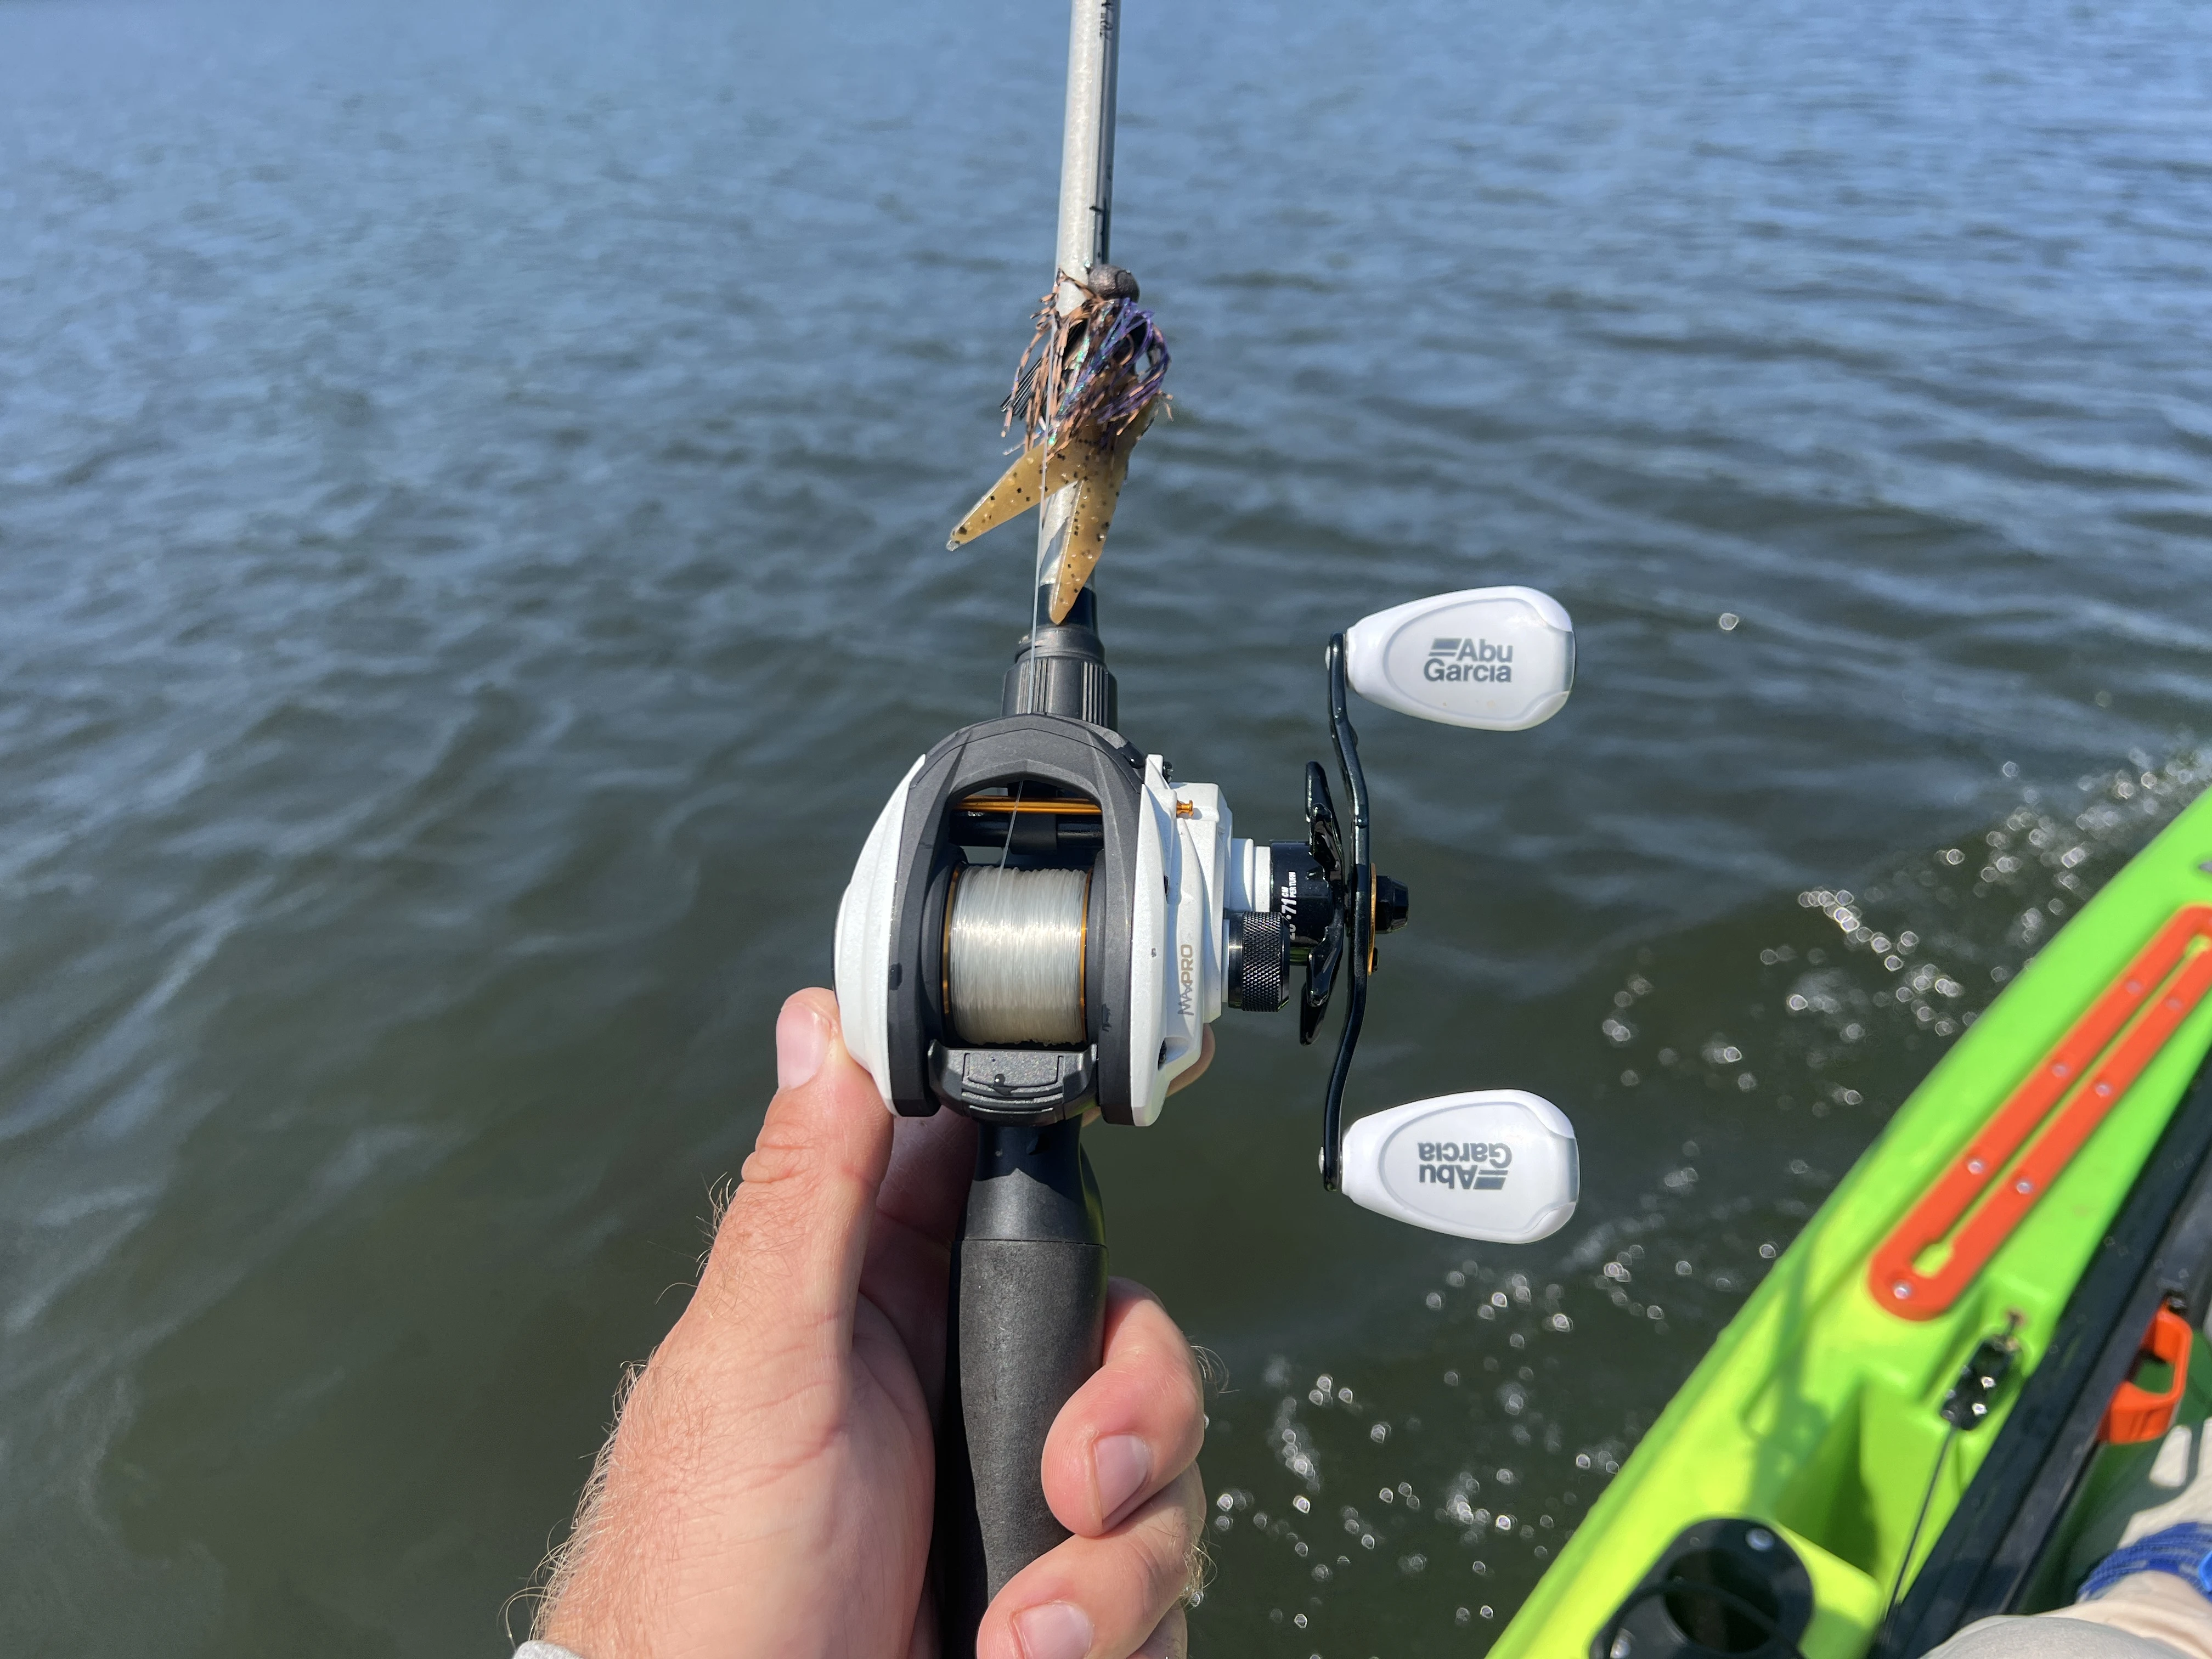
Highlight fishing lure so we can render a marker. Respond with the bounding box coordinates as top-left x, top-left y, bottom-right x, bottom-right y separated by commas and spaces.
947, 263, 1169, 623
